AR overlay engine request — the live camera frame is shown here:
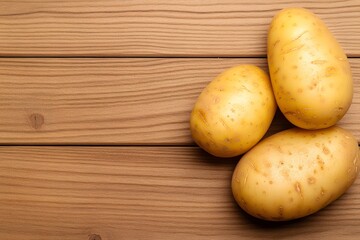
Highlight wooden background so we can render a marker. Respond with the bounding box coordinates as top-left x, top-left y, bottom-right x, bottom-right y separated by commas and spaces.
0, 1, 359, 239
